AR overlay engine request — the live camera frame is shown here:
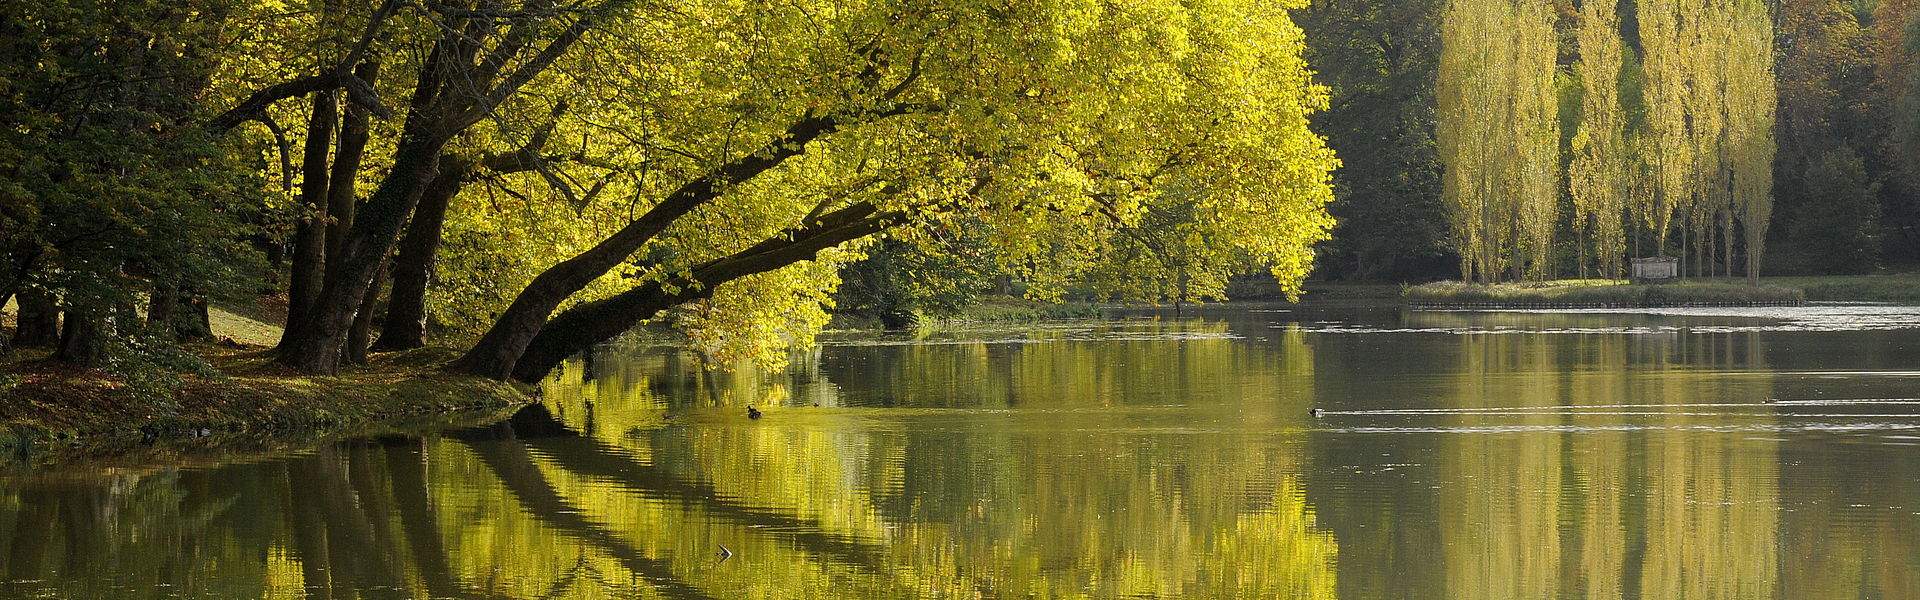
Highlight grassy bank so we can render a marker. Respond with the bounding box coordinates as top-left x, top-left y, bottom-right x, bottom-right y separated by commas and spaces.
1226, 279, 1408, 301
0, 345, 529, 463
1, 297, 532, 464
1406, 279, 1805, 307
828, 297, 1106, 330
1764, 273, 1920, 303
